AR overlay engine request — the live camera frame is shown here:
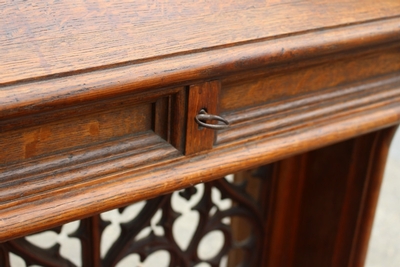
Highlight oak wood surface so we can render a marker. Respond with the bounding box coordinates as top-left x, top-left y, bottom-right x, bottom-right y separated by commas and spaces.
1, 18, 400, 121
1, 90, 399, 241
1, 2, 400, 262
220, 45, 400, 112
0, 102, 152, 164
262, 127, 397, 267
185, 81, 219, 155
1, 0, 400, 86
